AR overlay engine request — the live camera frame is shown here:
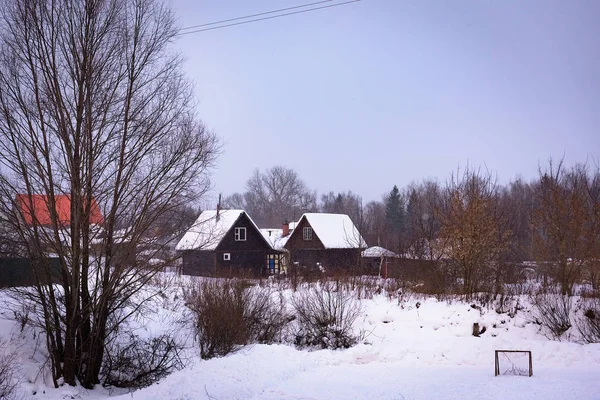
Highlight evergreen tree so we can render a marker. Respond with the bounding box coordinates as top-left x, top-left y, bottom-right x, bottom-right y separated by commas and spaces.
385, 185, 405, 235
